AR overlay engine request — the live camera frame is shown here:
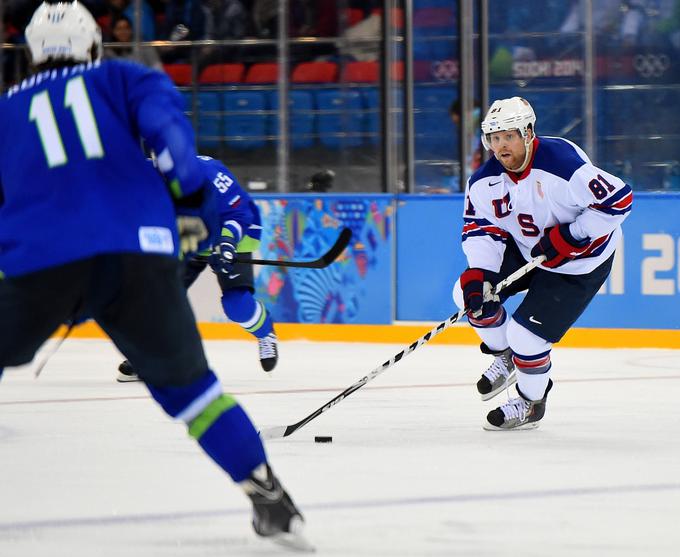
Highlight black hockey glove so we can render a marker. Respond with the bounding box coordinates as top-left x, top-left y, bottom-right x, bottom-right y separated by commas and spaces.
531, 224, 590, 268
460, 268, 501, 320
